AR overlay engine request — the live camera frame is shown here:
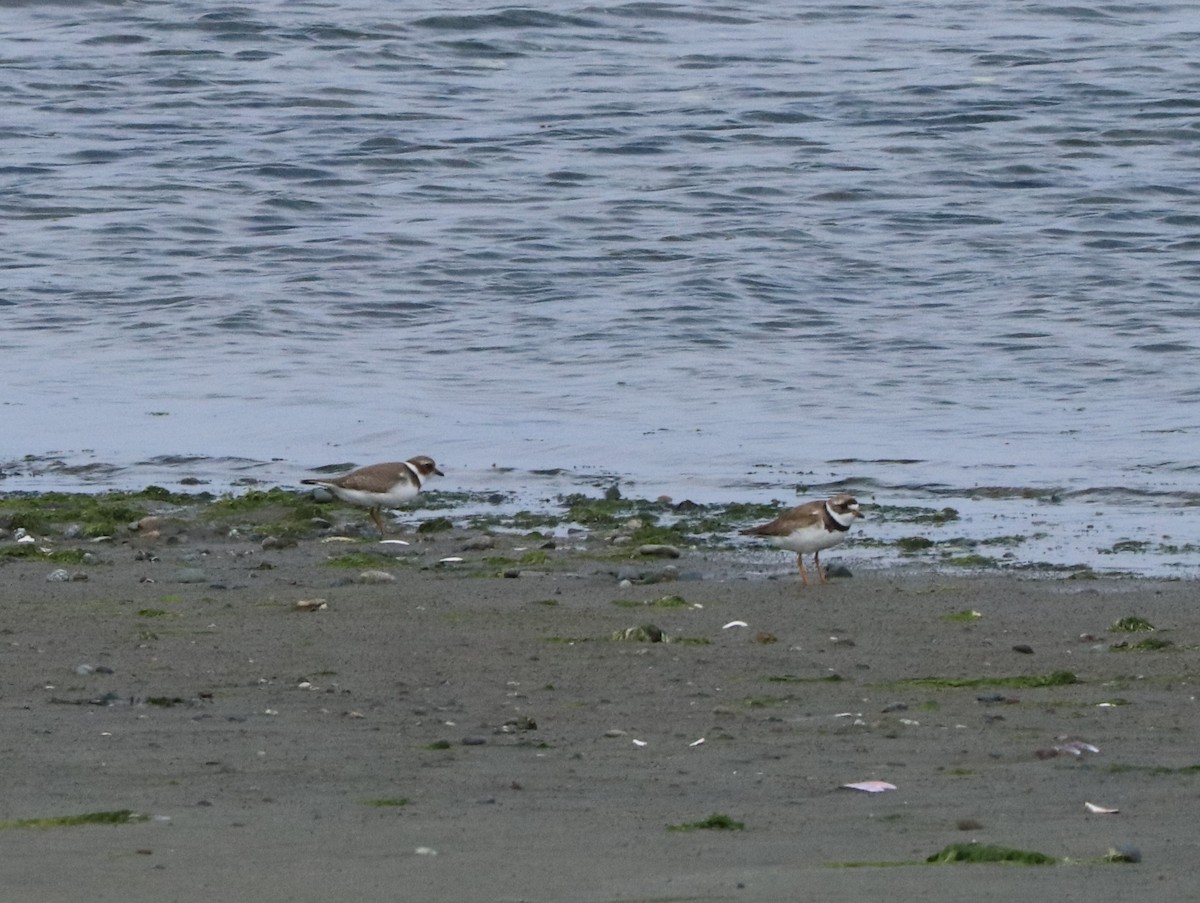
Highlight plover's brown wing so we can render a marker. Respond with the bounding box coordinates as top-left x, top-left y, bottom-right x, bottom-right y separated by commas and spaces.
741, 499, 824, 536
333, 462, 411, 492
